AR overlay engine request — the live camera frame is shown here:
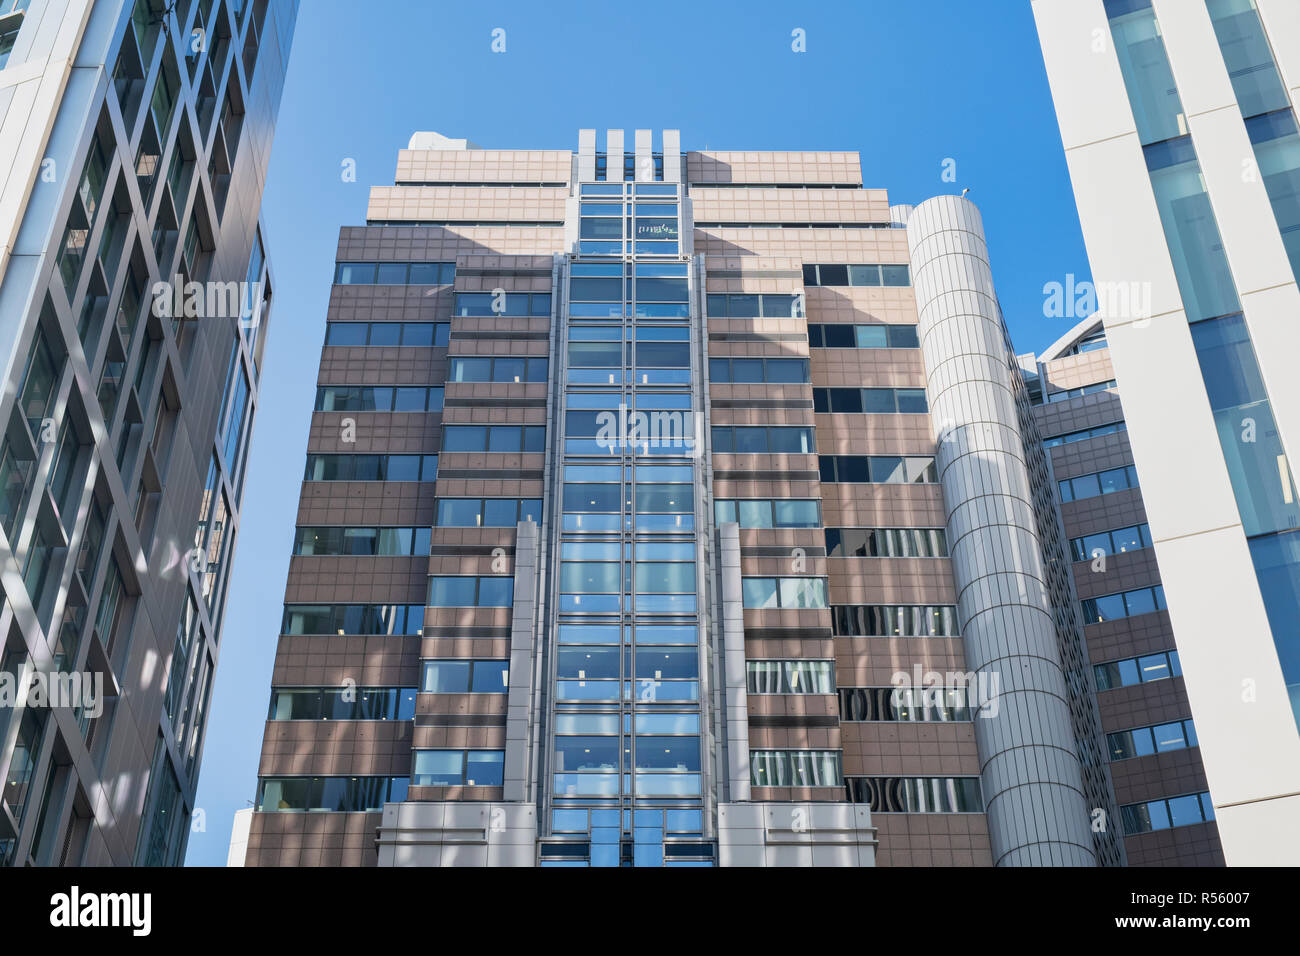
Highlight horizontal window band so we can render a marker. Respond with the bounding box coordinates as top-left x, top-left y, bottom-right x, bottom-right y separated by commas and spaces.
442, 397, 547, 408
747, 715, 839, 728
741, 547, 826, 558
710, 400, 813, 410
